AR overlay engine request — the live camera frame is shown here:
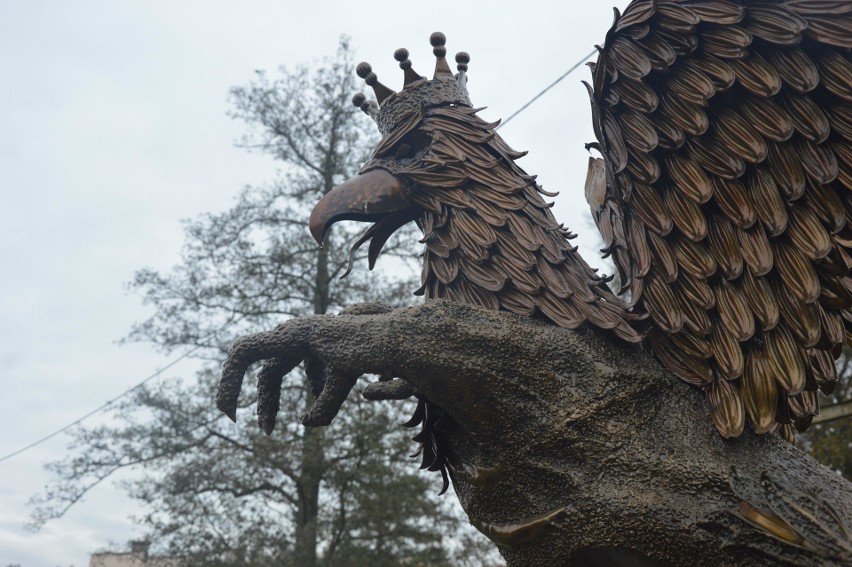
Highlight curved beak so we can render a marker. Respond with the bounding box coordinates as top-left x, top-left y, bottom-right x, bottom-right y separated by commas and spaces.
310, 169, 412, 246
